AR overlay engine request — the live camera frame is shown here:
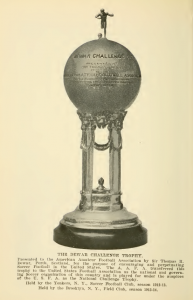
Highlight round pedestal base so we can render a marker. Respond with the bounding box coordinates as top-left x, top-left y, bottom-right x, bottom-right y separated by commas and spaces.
53, 222, 147, 249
